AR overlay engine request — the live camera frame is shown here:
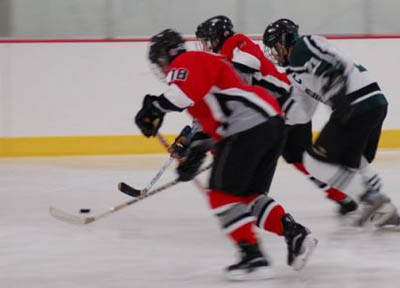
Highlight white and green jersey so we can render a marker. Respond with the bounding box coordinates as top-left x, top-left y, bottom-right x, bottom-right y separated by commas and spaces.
284, 35, 387, 124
